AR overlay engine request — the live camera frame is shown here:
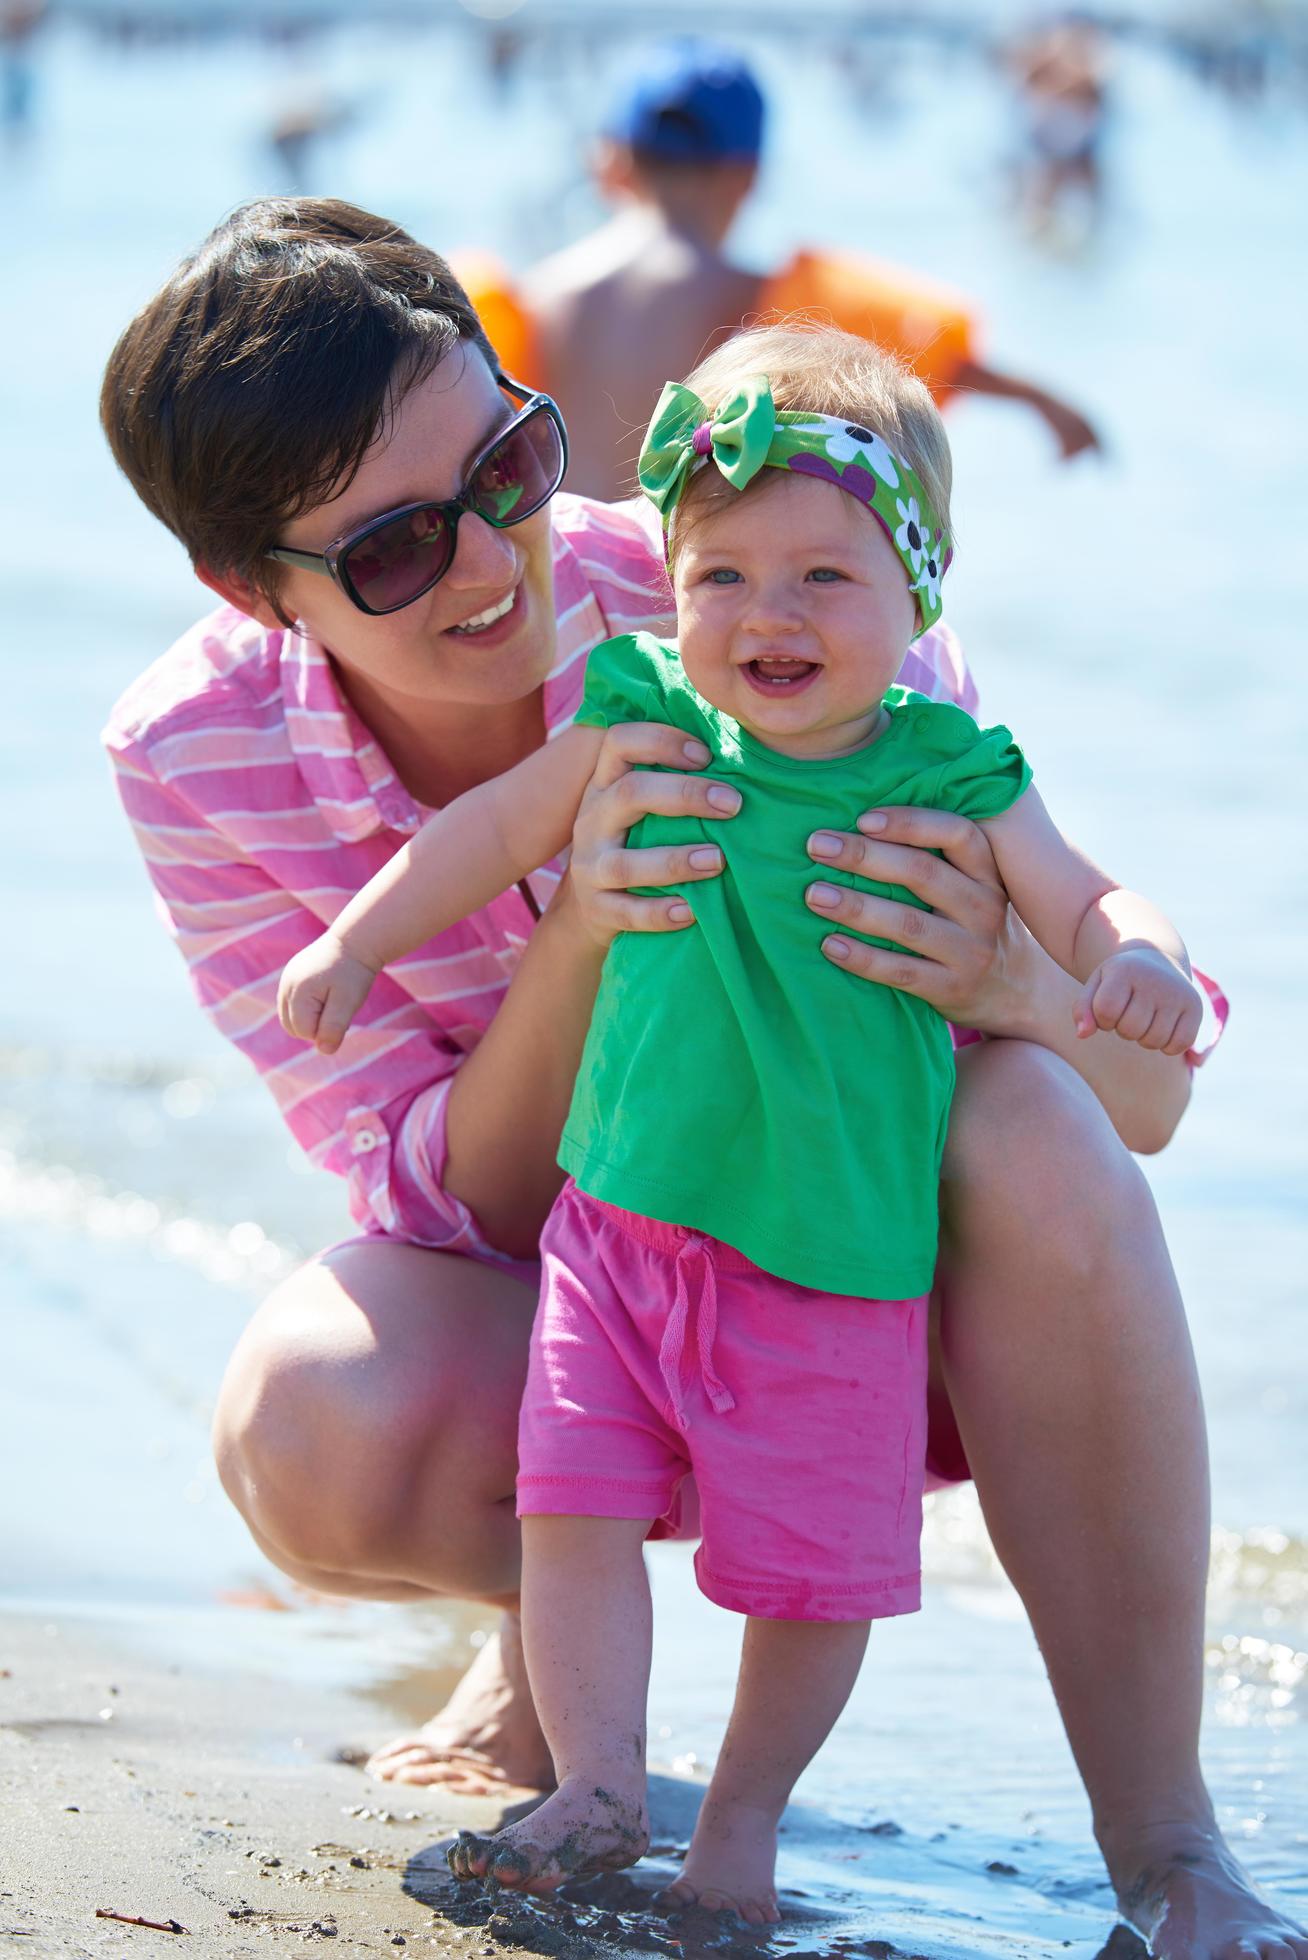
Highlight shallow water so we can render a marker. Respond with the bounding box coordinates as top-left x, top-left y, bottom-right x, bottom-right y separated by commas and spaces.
2, 9, 1307, 1953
